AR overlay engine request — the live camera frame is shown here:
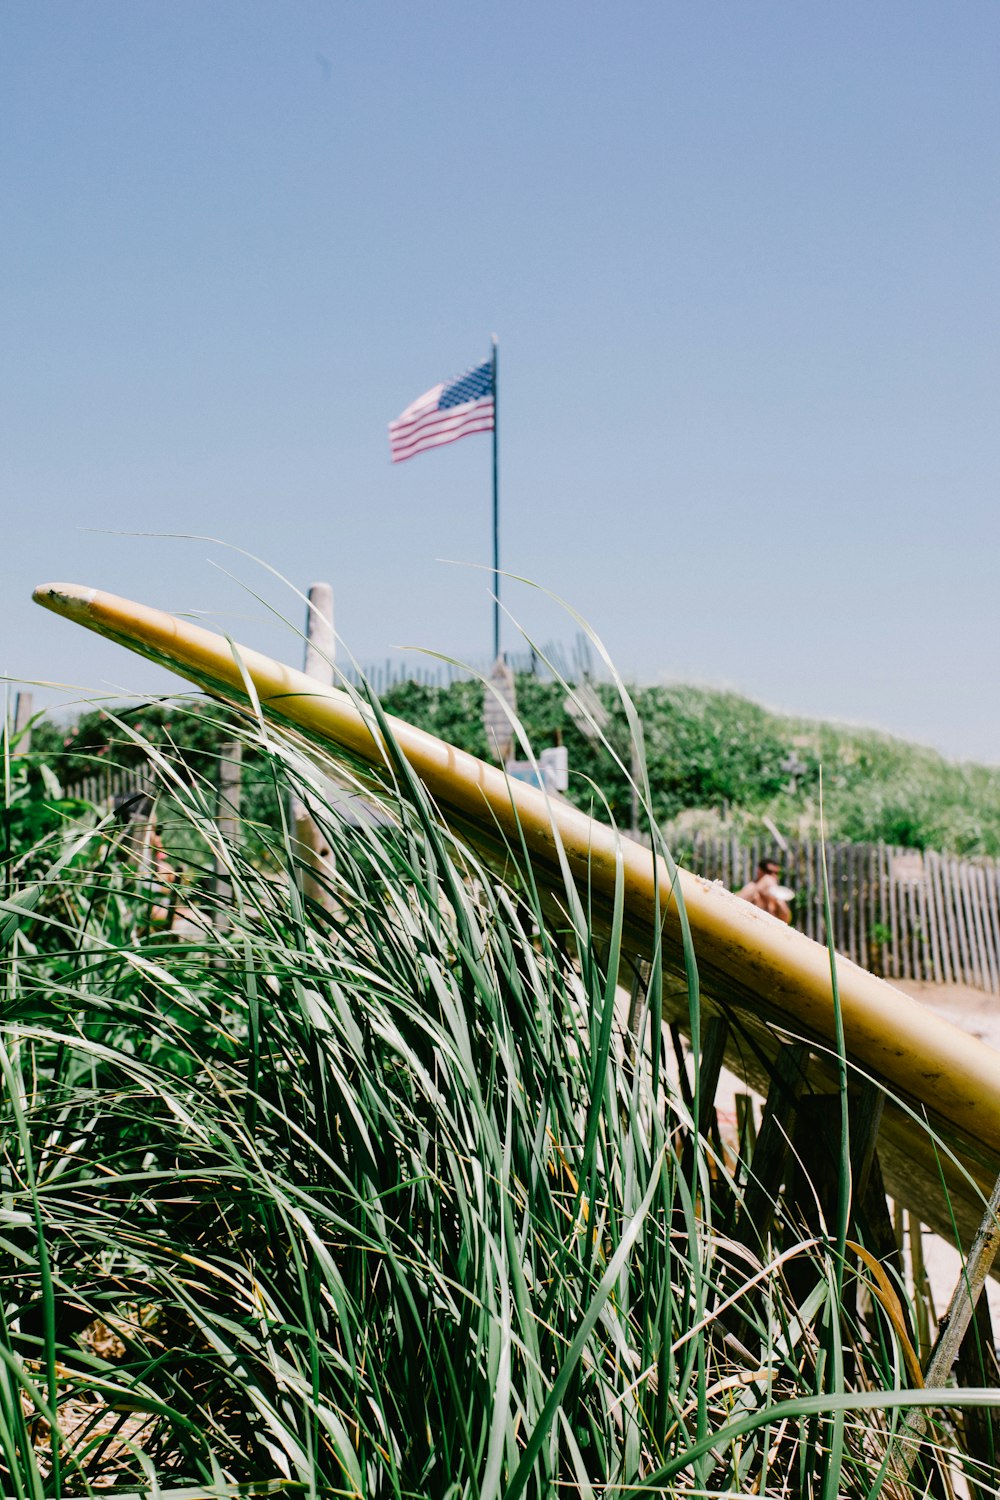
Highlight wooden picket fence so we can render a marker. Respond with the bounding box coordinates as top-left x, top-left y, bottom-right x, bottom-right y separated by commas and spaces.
339, 632, 598, 696
65, 767, 150, 810
62, 762, 1000, 995
682, 834, 1000, 995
